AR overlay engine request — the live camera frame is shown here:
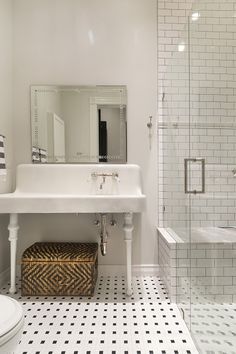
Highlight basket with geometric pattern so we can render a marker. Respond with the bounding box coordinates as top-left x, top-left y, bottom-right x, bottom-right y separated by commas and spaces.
21, 242, 98, 296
